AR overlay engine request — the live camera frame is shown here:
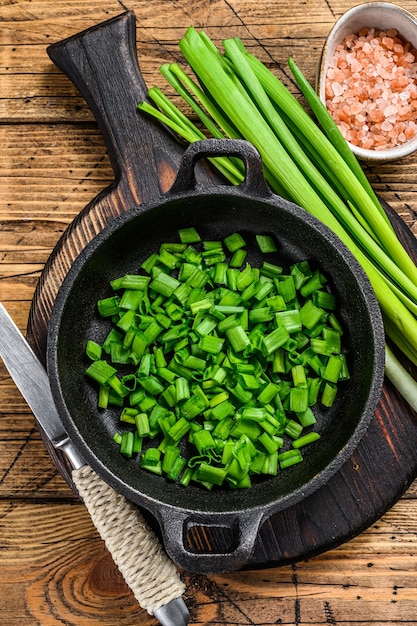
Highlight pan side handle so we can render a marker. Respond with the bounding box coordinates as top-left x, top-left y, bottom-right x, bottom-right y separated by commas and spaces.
72, 464, 188, 621
156, 507, 265, 574
169, 138, 273, 199
47, 11, 185, 213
